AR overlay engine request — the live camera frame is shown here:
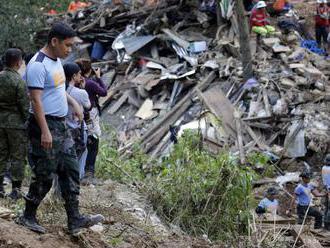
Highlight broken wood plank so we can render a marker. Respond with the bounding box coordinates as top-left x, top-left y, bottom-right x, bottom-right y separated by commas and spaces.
108, 92, 129, 115
140, 72, 216, 152
162, 28, 190, 49
292, 225, 323, 248
135, 99, 157, 120
197, 85, 238, 140
243, 124, 271, 151
262, 87, 272, 117
100, 83, 137, 109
